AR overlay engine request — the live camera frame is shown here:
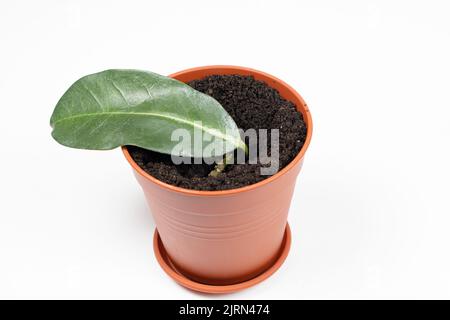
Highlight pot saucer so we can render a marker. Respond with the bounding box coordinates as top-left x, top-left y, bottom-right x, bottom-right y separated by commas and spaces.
152, 223, 291, 294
